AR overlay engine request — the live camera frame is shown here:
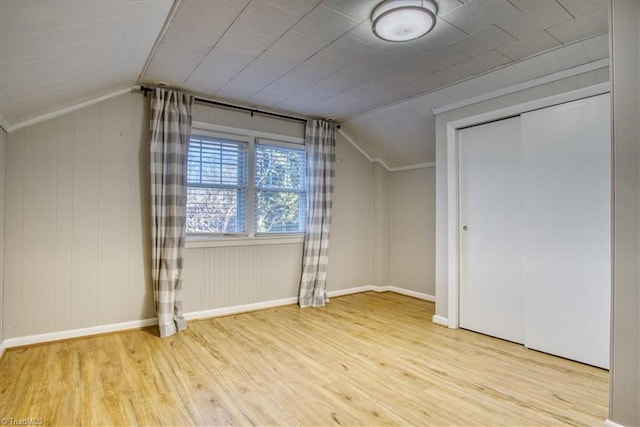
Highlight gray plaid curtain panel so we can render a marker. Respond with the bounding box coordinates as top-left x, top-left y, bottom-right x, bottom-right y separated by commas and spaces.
150, 88, 194, 337
299, 120, 336, 307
